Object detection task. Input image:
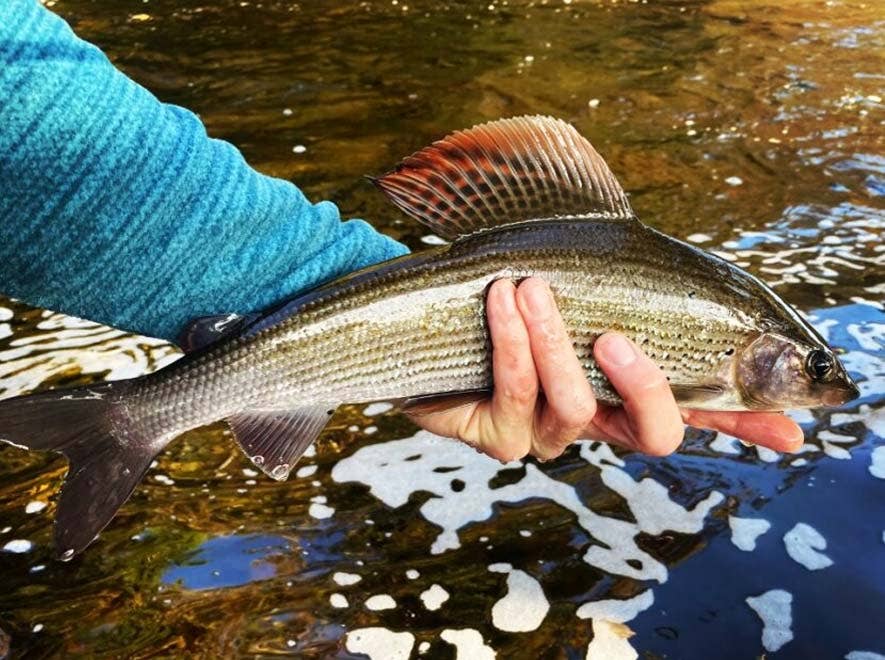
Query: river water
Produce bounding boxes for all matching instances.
[0,0,883,658]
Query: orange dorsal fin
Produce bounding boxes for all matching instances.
[372,115,635,240]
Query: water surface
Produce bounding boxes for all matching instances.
[1,0,883,657]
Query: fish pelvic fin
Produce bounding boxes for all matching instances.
[227,404,337,481]
[0,383,168,559]
[400,389,491,416]
[372,115,636,240]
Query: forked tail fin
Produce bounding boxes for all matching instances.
[0,383,164,559]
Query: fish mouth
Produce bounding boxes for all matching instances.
[821,378,861,407]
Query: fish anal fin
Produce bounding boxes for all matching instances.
[177,313,257,353]
[227,405,336,480]
[401,389,491,417]
[373,115,635,239]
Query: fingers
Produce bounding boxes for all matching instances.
[682,409,804,453]
[516,279,597,460]
[481,279,538,462]
[593,333,685,456]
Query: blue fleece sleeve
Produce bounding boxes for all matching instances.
[0,0,408,342]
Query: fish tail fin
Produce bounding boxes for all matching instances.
[0,382,165,559]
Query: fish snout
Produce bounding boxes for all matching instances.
[821,377,861,407]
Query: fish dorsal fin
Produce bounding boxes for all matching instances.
[227,405,337,480]
[178,313,257,353]
[372,115,634,240]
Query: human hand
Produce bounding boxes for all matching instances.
[408,278,804,462]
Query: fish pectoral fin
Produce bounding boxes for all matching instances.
[227,405,336,480]
[371,115,637,240]
[401,389,491,416]
[669,382,726,406]
[177,312,259,353]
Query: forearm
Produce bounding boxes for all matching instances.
[0,0,407,342]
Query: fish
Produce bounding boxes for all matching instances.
[0,116,859,558]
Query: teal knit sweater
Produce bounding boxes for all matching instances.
[0,0,408,342]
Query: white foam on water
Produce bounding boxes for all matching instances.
[787,409,816,424]
[418,641,430,654]
[363,402,394,416]
[576,590,653,622]
[832,405,884,438]
[2,539,33,553]
[365,594,397,611]
[0,312,178,396]
[586,620,638,660]
[488,564,549,632]
[440,629,496,660]
[756,446,780,463]
[295,465,317,478]
[405,569,419,580]
[345,628,414,659]
[846,323,883,352]
[746,589,793,652]
[783,523,833,570]
[420,584,449,611]
[0,307,12,321]
[709,433,741,454]
[308,502,335,519]
[845,652,885,660]
[25,501,47,514]
[333,433,724,583]
[728,516,772,552]
[871,447,885,479]
[329,593,348,608]
[686,233,712,243]
[597,465,724,536]
[818,430,855,460]
[332,571,362,586]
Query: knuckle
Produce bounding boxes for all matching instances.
[501,376,537,408]
[558,400,597,431]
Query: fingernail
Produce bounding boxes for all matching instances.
[598,334,637,367]
[521,280,553,318]
[491,280,517,318]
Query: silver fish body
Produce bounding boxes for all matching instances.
[0,116,859,557]
[132,217,843,433]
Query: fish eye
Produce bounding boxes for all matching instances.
[805,349,835,382]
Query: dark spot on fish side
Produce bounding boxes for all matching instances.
[433,466,461,473]
[688,291,696,298]
[404,454,422,462]
[627,559,643,570]
[450,479,465,492]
